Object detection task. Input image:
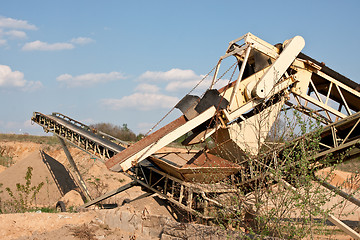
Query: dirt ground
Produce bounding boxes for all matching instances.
[0,210,157,240]
[0,140,185,239]
[0,139,359,239]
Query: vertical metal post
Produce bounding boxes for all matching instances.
[164,177,168,194]
[171,180,175,197]
[149,170,152,186]
[210,59,222,89]
[204,200,209,216]
[57,136,92,202]
[229,45,252,108]
[187,189,193,208]
[179,185,184,204]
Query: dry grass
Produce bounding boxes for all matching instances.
[0,133,59,145]
[336,158,360,174]
[71,224,95,240]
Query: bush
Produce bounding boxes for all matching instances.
[90,123,137,142]
[0,146,14,167]
[210,108,355,239]
[4,167,44,213]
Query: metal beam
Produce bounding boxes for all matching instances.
[328,214,360,239]
[275,176,360,239]
[58,137,92,202]
[81,181,136,208]
[315,176,360,208]
[108,106,217,172]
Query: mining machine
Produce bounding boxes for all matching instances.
[32,33,360,238]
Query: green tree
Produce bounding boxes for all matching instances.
[90,122,137,142]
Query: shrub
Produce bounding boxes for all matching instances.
[90,123,137,142]
[4,167,44,213]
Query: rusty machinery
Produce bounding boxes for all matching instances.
[32,33,360,237]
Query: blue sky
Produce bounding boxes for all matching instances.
[1,0,359,135]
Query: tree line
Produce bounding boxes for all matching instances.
[89,123,144,142]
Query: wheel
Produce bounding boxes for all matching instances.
[56,201,66,212]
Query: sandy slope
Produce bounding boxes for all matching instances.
[0,140,359,239]
[0,140,176,239]
[0,211,97,240]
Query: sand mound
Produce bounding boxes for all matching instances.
[0,141,47,162]
[60,190,84,209]
[0,142,163,211]
[0,165,6,173]
[0,150,81,207]
[317,168,359,190]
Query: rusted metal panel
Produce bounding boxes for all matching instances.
[149,151,241,183]
[105,115,187,170]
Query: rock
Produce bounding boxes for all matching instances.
[59,190,84,210]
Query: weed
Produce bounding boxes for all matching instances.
[210,107,357,239]
[28,207,57,213]
[4,166,44,212]
[0,133,59,145]
[68,206,75,212]
[0,146,14,167]
[87,176,108,198]
[337,157,360,174]
[71,224,95,240]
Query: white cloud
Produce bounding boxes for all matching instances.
[0,17,36,49]
[22,40,74,51]
[137,68,230,93]
[0,119,44,135]
[101,93,179,111]
[22,37,94,51]
[71,37,94,45]
[24,80,43,91]
[166,78,229,92]
[56,72,126,87]
[5,30,27,39]
[165,79,202,92]
[0,64,26,87]
[134,83,160,93]
[0,64,42,90]
[136,68,231,95]
[138,68,199,82]
[0,17,93,51]
[0,16,37,30]
[0,39,6,46]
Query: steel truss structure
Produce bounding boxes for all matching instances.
[31,33,360,238]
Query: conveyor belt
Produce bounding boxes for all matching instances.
[31,111,243,217]
[32,111,243,183]
[298,53,360,94]
[31,108,360,221]
[31,112,125,161]
[258,111,360,174]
